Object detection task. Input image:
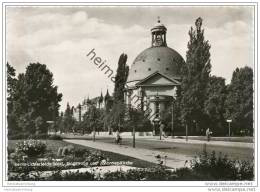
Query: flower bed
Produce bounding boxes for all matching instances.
[7,139,254,181]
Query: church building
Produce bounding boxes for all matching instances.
[125,18,185,122]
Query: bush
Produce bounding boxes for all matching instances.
[61,145,74,156]
[191,150,254,180]
[48,134,63,140]
[48,171,96,181]
[102,170,128,181]
[30,133,48,139]
[8,133,49,140]
[102,167,177,181]
[8,133,30,140]
[15,140,47,158]
[74,148,88,158]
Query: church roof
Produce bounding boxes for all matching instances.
[136,71,181,87]
[99,91,103,103]
[127,18,184,84]
[105,89,111,100]
[127,46,184,83]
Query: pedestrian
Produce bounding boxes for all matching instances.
[206,128,212,142]
[159,122,167,138]
[115,129,122,145]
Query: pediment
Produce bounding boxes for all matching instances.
[136,71,180,87]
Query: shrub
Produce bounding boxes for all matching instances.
[48,134,63,140]
[30,133,49,140]
[102,170,128,181]
[237,160,254,180]
[191,150,254,180]
[57,147,63,157]
[15,140,47,158]
[74,148,88,158]
[48,170,96,181]
[8,133,30,140]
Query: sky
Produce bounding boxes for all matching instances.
[6,6,254,111]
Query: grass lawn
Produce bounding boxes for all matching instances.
[8,139,158,168]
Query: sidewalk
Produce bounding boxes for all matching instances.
[62,133,254,149]
[64,139,193,169]
[141,137,254,149]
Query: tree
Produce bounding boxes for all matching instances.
[7,62,17,100]
[9,63,62,136]
[7,63,19,136]
[108,53,129,131]
[63,102,75,133]
[108,101,126,131]
[127,107,144,148]
[87,105,102,141]
[180,17,211,134]
[225,67,253,136]
[204,76,227,135]
[113,53,129,102]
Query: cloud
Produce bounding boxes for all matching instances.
[6,6,254,111]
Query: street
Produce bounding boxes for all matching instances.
[98,138,254,161]
[62,134,254,162]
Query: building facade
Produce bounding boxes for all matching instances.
[73,89,112,122]
[125,18,185,122]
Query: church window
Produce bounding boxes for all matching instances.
[166,67,169,71]
[148,68,151,71]
[157,58,160,61]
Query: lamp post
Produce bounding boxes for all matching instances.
[171,87,177,138]
[185,124,188,142]
[226,119,232,137]
[193,120,197,135]
[154,92,161,140]
[171,100,174,138]
[133,126,135,148]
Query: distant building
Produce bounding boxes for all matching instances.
[73,89,112,121]
[125,18,185,122]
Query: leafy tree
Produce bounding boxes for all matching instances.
[8,63,62,136]
[7,63,19,136]
[224,67,253,136]
[180,17,211,134]
[63,102,75,133]
[108,101,126,131]
[57,112,64,133]
[108,53,129,131]
[160,102,182,135]
[113,53,129,102]
[7,62,17,100]
[204,76,227,135]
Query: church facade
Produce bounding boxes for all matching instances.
[125,18,185,122]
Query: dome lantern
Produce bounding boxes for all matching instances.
[151,16,167,47]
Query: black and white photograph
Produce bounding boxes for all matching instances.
[0,1,259,192]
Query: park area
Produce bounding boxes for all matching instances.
[7,135,254,181]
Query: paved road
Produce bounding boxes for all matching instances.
[102,138,253,161]
[64,135,254,162]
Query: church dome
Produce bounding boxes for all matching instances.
[127,47,184,82]
[127,18,184,83]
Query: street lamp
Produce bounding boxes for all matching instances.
[154,92,161,140]
[171,87,177,138]
[226,119,232,137]
[185,123,188,142]
[171,100,174,138]
[193,120,197,135]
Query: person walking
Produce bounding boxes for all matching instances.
[159,122,167,139]
[206,128,212,142]
[115,130,122,145]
